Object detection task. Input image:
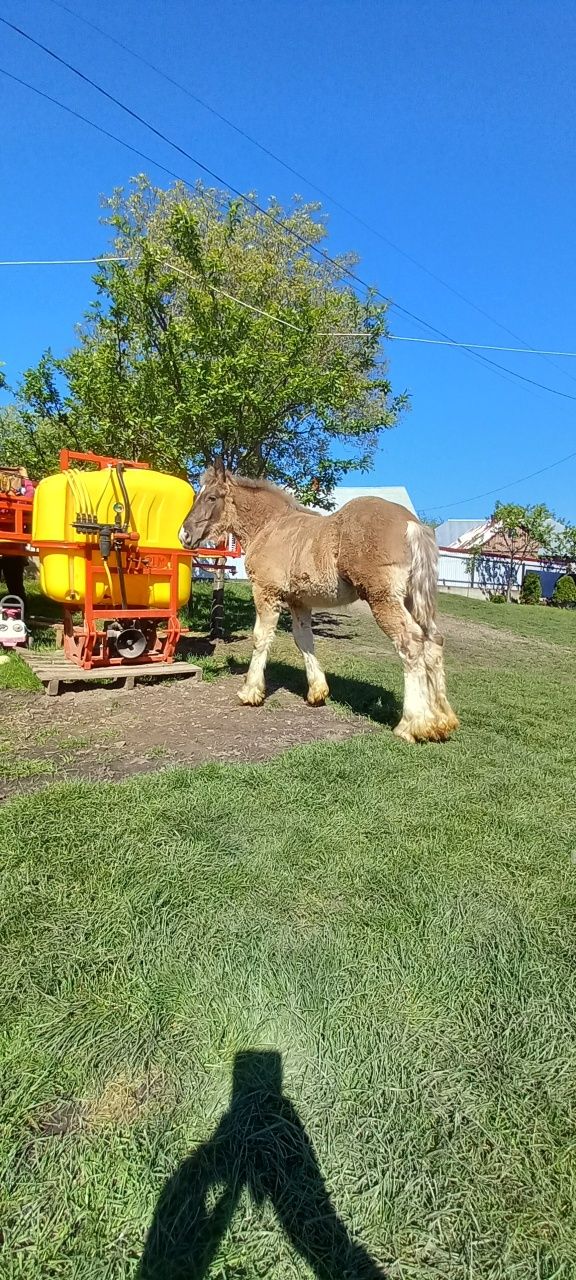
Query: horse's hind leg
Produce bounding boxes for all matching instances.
[238,587,281,706]
[367,573,451,742]
[291,608,329,705]
[423,626,459,735]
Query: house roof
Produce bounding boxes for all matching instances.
[328,485,417,515]
[435,518,486,547]
[449,520,495,550]
[438,515,566,555]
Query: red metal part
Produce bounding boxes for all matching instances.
[0,491,34,559]
[59,448,150,472]
[193,535,242,561]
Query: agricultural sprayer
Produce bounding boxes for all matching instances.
[24,450,239,672]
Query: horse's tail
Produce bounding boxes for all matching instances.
[406,520,438,634]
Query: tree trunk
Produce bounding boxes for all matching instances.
[506,554,514,602]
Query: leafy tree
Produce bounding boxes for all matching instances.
[520,571,541,605]
[554,523,576,567]
[482,501,555,602]
[418,511,441,529]
[552,574,576,607]
[0,356,75,475]
[2,178,406,505]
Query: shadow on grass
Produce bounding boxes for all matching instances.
[139,1050,385,1280]
[225,657,401,728]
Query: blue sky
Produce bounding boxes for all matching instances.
[1,0,575,519]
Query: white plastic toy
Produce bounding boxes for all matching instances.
[0,595,29,651]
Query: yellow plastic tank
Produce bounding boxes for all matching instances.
[33,466,194,608]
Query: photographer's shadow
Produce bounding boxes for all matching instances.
[139,1050,385,1279]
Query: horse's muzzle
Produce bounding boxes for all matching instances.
[178,525,193,549]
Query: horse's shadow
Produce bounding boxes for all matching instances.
[226,657,401,728]
[138,1050,385,1280]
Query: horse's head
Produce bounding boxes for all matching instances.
[179,458,228,549]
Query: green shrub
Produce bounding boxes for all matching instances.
[552,575,576,607]
[521,572,541,605]
[489,592,507,604]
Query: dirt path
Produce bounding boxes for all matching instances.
[1,671,375,802]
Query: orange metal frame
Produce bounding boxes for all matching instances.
[31,452,241,670]
[0,492,34,558]
[59,448,150,472]
[61,537,191,669]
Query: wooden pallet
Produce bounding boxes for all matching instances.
[21,651,203,696]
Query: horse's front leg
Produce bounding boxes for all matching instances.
[238,591,281,706]
[291,608,329,705]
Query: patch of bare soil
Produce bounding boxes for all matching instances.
[27,1071,166,1144]
[0,670,375,802]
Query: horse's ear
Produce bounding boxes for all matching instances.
[214,456,226,481]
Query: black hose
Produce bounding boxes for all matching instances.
[114,541,128,610]
[115,462,131,532]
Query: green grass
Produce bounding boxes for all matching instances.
[1,594,576,1277]
[0,652,42,690]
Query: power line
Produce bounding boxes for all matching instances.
[388,298,576,400]
[1,265,572,511]
[0,105,571,513]
[0,256,129,266]
[0,66,209,187]
[44,0,576,390]
[388,335,576,357]
[177,271,304,331]
[2,22,576,403]
[3,251,576,359]
[427,448,576,513]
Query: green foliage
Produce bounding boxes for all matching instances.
[552,574,576,607]
[554,523,576,564]
[0,356,74,474]
[520,572,541,605]
[493,500,556,554]
[3,178,406,503]
[489,592,507,603]
[417,510,441,529]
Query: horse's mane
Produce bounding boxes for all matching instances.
[201,467,308,511]
[231,474,304,509]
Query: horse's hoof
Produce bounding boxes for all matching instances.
[237,684,265,707]
[393,720,416,743]
[307,682,329,706]
[421,712,459,741]
[395,714,457,743]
